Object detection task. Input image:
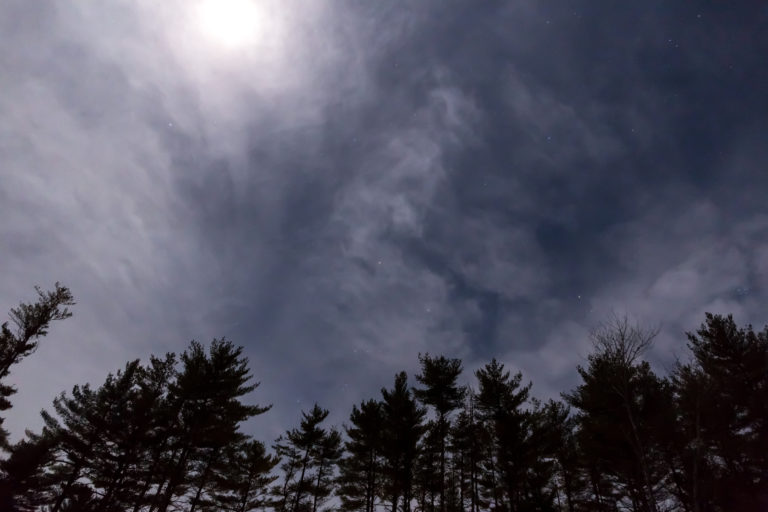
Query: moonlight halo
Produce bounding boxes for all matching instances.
[195,0,263,48]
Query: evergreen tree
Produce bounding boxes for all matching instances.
[151,339,270,512]
[546,404,587,512]
[667,363,716,512]
[0,430,58,511]
[127,354,178,512]
[448,391,486,512]
[273,435,302,512]
[0,283,74,450]
[41,380,115,511]
[380,372,426,512]
[275,404,334,512]
[337,399,384,512]
[474,358,531,512]
[520,399,567,511]
[33,339,266,512]
[413,354,465,512]
[564,317,669,512]
[310,427,342,512]
[87,360,149,511]
[671,313,768,510]
[413,420,440,512]
[206,439,280,512]
[40,359,171,512]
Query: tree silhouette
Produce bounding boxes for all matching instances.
[448,390,486,512]
[3,287,768,512]
[0,431,58,511]
[152,339,270,512]
[380,372,426,512]
[310,427,342,512]
[275,404,336,512]
[564,317,669,512]
[413,354,465,512]
[337,399,383,512]
[206,439,280,512]
[474,358,532,512]
[12,338,268,512]
[0,283,74,450]
[671,313,768,510]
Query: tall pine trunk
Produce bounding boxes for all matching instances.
[366,450,376,512]
[390,492,400,512]
[440,415,446,512]
[155,445,191,512]
[189,450,218,512]
[623,400,657,512]
[291,449,311,512]
[311,458,326,512]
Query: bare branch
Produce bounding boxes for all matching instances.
[590,313,659,367]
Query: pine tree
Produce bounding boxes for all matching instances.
[0,283,74,450]
[671,313,768,510]
[449,391,486,512]
[666,363,716,512]
[128,354,178,512]
[546,404,587,512]
[474,359,531,511]
[337,399,384,512]
[275,404,333,512]
[40,359,166,512]
[520,399,567,511]
[87,361,148,511]
[41,383,98,512]
[310,427,342,512]
[273,435,302,512]
[380,372,426,512]
[564,317,669,512]
[0,430,58,511]
[152,339,270,512]
[413,420,440,512]
[35,339,267,512]
[413,354,465,512]
[206,439,280,512]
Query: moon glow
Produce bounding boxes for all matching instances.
[196,0,264,48]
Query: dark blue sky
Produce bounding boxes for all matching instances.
[1,0,767,440]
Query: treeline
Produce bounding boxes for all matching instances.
[0,285,767,511]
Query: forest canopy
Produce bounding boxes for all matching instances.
[1,285,766,511]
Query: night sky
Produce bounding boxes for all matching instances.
[2,1,767,441]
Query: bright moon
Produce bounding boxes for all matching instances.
[196,0,263,48]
